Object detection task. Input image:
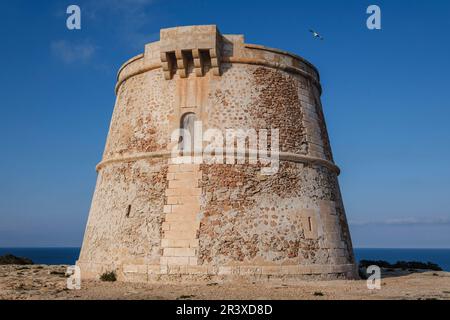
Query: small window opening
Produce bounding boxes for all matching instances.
[126,204,131,218]
[179,112,197,154]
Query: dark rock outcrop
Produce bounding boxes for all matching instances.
[0,254,34,265]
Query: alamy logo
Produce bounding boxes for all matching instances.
[66,5,81,30]
[366,265,381,290]
[366,5,382,30]
[170,121,280,175]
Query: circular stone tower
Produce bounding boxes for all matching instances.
[78,25,358,281]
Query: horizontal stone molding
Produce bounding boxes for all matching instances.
[114,57,321,95]
[244,43,320,78]
[95,149,340,174]
[77,261,356,279]
[115,61,160,94]
[116,53,144,78]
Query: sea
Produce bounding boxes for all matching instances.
[0,247,449,271]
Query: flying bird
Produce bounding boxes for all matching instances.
[309,29,324,40]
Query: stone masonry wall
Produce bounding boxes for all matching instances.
[198,163,354,267]
[78,158,167,279]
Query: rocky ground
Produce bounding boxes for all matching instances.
[0,265,449,300]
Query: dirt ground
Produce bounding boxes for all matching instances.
[1,265,449,300]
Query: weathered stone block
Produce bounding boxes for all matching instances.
[163,247,197,257]
[163,230,198,240]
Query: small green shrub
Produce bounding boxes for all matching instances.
[358,267,368,280]
[100,271,117,282]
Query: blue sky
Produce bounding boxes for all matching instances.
[0,0,449,248]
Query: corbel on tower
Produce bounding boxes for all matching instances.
[209,47,221,76]
[192,49,204,77]
[175,50,188,78]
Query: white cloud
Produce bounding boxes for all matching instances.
[51,40,97,64]
[349,216,450,226]
[83,0,158,50]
